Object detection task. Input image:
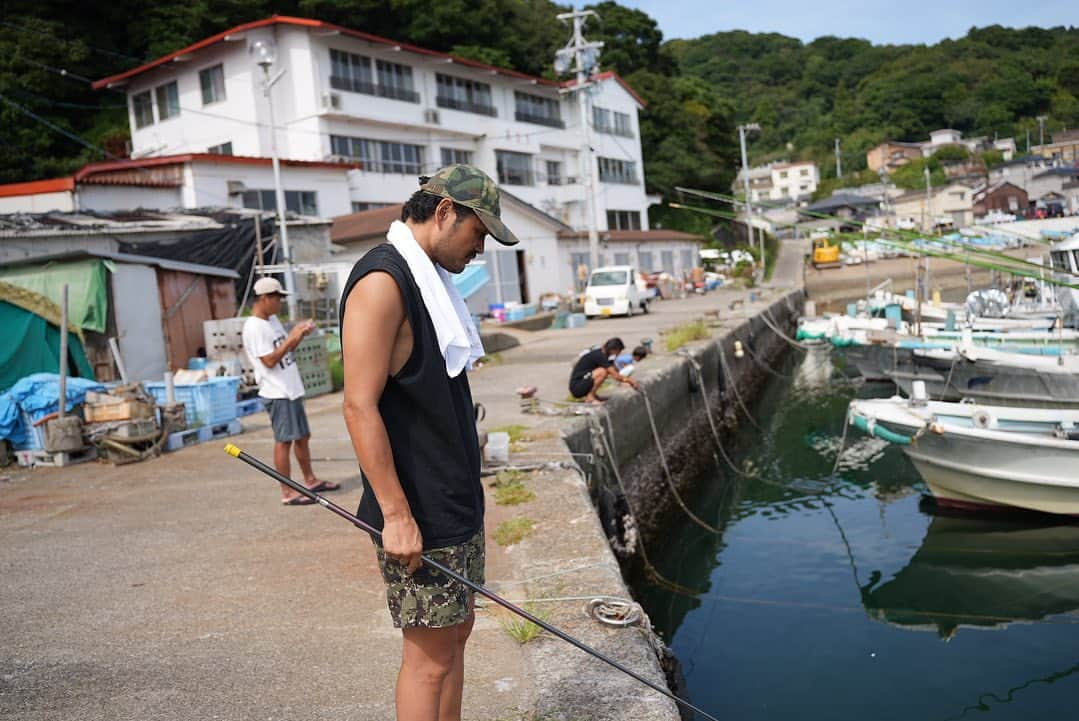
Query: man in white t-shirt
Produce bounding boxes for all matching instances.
[242,277,340,505]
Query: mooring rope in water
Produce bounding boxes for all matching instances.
[639,388,725,535]
[717,341,766,432]
[682,354,757,480]
[584,413,700,596]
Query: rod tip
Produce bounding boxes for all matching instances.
[223,443,241,457]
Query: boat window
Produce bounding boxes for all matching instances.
[1050,251,1068,270]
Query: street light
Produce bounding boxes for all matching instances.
[737,123,762,280]
[250,39,298,320]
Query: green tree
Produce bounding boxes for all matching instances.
[582,1,665,76]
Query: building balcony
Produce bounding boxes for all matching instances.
[436,96,497,117]
[329,76,420,103]
[515,111,564,129]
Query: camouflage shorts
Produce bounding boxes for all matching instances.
[373,530,485,629]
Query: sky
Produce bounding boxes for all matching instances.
[619,0,1079,44]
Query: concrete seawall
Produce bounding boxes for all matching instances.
[564,290,805,552]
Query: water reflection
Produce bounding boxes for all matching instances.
[862,512,1079,639]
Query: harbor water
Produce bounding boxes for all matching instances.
[632,346,1079,721]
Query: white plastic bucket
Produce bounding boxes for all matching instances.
[485,431,510,464]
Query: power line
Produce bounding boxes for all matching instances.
[0,20,146,63]
[0,92,114,160]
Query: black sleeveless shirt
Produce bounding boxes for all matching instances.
[339,244,483,549]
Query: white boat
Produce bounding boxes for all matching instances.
[847,394,1079,516]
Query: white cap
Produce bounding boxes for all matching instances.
[253,277,290,296]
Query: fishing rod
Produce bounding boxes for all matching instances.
[222,443,721,721]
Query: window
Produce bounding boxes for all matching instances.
[606,210,641,230]
[661,250,675,274]
[436,74,495,116]
[199,64,226,105]
[779,171,789,179]
[613,252,631,266]
[597,157,637,184]
[155,81,179,121]
[441,148,473,167]
[242,189,319,216]
[331,135,423,174]
[375,59,419,102]
[351,201,395,213]
[132,91,154,128]
[592,106,632,137]
[515,91,563,128]
[330,49,375,94]
[800,168,809,177]
[546,160,562,185]
[496,150,533,186]
[639,250,654,272]
[207,141,233,155]
[681,249,694,271]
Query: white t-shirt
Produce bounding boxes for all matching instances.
[242,315,306,400]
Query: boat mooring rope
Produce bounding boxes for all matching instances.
[640,388,725,535]
[760,307,813,350]
[717,341,766,432]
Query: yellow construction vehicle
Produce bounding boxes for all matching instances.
[811,236,841,269]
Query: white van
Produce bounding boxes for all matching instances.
[584,265,645,318]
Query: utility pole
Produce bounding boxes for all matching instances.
[251,39,298,320]
[923,165,933,301]
[555,10,604,273]
[738,122,762,280]
[1037,115,1048,152]
[1026,128,1031,153]
[835,137,842,178]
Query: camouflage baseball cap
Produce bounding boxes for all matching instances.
[420,164,519,246]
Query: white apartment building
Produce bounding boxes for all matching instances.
[0,17,703,305]
[90,16,652,232]
[735,161,819,203]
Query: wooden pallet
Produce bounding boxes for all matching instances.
[15,446,98,468]
[235,398,263,417]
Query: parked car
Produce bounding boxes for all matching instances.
[897,216,918,230]
[584,265,646,318]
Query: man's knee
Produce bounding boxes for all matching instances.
[402,628,459,685]
[593,367,609,382]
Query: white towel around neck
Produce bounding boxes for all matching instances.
[386,220,484,377]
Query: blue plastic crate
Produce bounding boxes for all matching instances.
[144,377,240,428]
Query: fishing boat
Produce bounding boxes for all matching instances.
[847,394,1079,516]
[861,515,1079,638]
[888,341,1079,409]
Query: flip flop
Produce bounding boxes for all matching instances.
[309,480,341,493]
[282,495,316,506]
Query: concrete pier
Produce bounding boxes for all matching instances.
[1,277,804,721]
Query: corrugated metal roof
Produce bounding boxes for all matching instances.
[0,249,239,279]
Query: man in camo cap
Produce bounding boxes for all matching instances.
[339,165,516,720]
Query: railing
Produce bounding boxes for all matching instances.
[377,85,420,103]
[436,96,498,117]
[594,123,635,139]
[330,76,376,95]
[330,77,420,103]
[498,171,535,186]
[515,111,564,128]
[598,172,639,185]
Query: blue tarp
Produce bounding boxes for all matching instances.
[452,262,490,300]
[0,373,105,447]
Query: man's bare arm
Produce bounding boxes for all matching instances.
[341,273,423,572]
[258,321,314,369]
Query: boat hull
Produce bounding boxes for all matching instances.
[899,430,1079,516]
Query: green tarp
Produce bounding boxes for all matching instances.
[0,300,94,392]
[0,259,110,333]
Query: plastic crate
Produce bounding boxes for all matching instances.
[144,377,241,427]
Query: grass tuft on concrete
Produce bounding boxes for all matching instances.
[664,319,711,351]
[498,601,551,644]
[493,517,535,546]
[490,470,536,506]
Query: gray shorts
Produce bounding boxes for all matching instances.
[264,397,310,442]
